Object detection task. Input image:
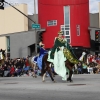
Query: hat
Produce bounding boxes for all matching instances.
[58,31,63,35]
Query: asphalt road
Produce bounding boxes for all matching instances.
[0,74,100,100]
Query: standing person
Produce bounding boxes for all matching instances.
[25,57,30,67]
[89,55,93,63]
[24,57,30,74]
[0,49,3,60]
[47,31,79,80]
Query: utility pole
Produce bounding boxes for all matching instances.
[34,0,37,54]
[34,0,36,14]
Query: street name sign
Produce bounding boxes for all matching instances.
[32,24,41,29]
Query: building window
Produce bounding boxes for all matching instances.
[6,36,10,58]
[65,36,70,38]
[6,36,10,52]
[61,25,70,43]
[65,31,69,35]
[47,20,57,26]
[67,39,70,43]
[64,6,70,25]
[60,6,70,43]
[76,25,80,36]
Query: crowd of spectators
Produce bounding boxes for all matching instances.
[75,54,100,74]
[0,52,100,77]
[0,57,35,77]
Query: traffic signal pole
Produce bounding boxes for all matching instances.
[4,1,36,23]
[34,0,37,54]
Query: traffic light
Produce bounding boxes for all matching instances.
[95,30,100,41]
[0,0,4,10]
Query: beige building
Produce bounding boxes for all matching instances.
[0,4,28,50]
[0,3,44,58]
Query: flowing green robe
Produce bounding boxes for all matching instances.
[50,37,71,59]
[47,37,79,80]
[48,37,79,64]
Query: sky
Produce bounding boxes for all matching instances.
[5,0,100,15]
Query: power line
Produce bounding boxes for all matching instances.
[4,1,36,23]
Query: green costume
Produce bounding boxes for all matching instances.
[50,37,66,59]
[49,37,79,64]
[47,31,79,80]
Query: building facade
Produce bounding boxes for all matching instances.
[0,31,36,58]
[0,4,41,58]
[0,29,45,58]
[1,1,100,58]
[0,4,28,51]
[89,12,100,55]
[38,0,90,49]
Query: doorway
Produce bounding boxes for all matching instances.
[28,44,35,56]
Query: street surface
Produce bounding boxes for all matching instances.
[0,74,100,100]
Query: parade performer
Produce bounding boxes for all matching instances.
[0,49,6,65]
[47,31,79,80]
[0,51,3,60]
[0,49,6,58]
[37,42,48,70]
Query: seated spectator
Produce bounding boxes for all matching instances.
[93,66,98,74]
[9,65,15,77]
[16,66,22,76]
[23,66,29,75]
[0,65,4,77]
[4,64,10,77]
[82,63,88,74]
[87,66,93,74]
[77,62,83,74]
[25,57,30,68]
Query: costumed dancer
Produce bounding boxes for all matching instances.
[47,31,79,80]
[0,49,6,65]
[0,51,3,60]
[37,42,48,70]
[79,52,86,62]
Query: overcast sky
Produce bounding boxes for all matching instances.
[5,0,100,15]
